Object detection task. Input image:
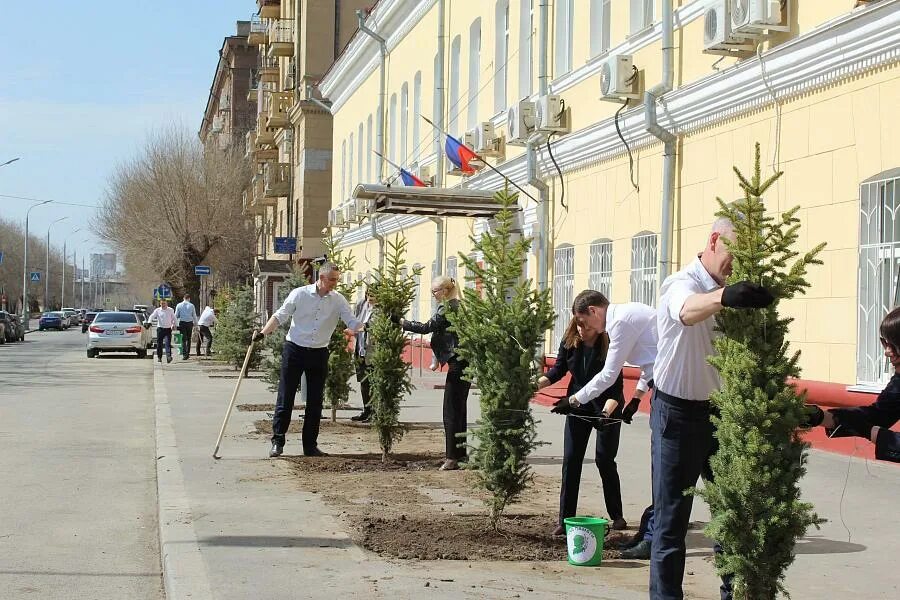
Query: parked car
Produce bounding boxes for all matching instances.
[81,311,99,333]
[86,311,152,358]
[0,310,24,343]
[39,312,66,331]
[62,308,80,326]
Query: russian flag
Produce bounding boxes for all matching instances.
[399,168,427,187]
[445,134,479,174]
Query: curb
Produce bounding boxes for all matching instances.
[154,366,214,600]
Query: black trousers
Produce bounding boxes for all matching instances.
[559,395,624,524]
[271,341,329,450]
[156,327,172,358]
[177,322,193,357]
[196,325,213,355]
[355,355,371,413]
[443,358,471,460]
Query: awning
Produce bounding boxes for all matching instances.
[351,184,517,218]
[253,258,293,278]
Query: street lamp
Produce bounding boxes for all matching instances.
[61,228,81,307]
[1,157,20,167]
[46,217,68,310]
[22,200,52,329]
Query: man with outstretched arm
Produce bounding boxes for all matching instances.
[252,263,363,458]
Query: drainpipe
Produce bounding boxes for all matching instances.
[430,217,444,277]
[432,0,446,277]
[370,215,385,268]
[645,0,676,288]
[357,10,387,182]
[528,0,551,293]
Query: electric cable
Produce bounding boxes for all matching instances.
[757,43,782,174]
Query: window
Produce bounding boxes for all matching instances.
[466,254,478,290]
[468,19,481,130]
[446,255,458,282]
[412,264,422,321]
[519,0,533,98]
[449,35,461,135]
[630,232,658,306]
[590,0,611,57]
[494,1,510,113]
[357,123,364,184]
[858,169,900,385]
[413,72,422,157]
[552,244,575,349]
[389,93,397,162]
[347,132,354,193]
[629,0,654,35]
[589,239,613,299]
[433,53,442,153]
[366,114,373,182]
[400,82,409,164]
[340,140,346,201]
[554,0,574,76]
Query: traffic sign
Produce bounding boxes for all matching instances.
[0,251,4,265]
[30,272,41,282]
[154,284,172,300]
[274,237,297,254]
[194,265,211,276]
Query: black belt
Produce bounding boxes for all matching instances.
[655,389,711,414]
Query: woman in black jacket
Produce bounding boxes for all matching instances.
[398,276,470,470]
[537,316,626,536]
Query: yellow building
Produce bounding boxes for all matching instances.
[318,0,900,392]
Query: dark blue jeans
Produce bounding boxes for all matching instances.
[156,327,172,359]
[650,390,731,600]
[271,342,328,451]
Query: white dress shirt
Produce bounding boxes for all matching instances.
[573,302,658,404]
[175,300,198,325]
[198,306,217,327]
[655,256,723,401]
[273,283,362,349]
[149,306,176,329]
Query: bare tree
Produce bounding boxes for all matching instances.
[95,126,254,301]
[0,217,70,313]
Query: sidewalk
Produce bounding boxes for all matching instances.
[154,360,900,599]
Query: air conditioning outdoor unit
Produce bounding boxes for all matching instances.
[342,203,357,223]
[463,128,478,150]
[535,94,569,134]
[474,121,503,157]
[418,164,436,185]
[355,197,372,216]
[731,0,784,35]
[703,0,756,55]
[599,54,640,102]
[506,100,535,146]
[327,209,345,228]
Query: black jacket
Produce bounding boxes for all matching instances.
[544,338,624,413]
[402,299,460,365]
[831,373,900,462]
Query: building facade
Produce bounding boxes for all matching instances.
[319,0,900,392]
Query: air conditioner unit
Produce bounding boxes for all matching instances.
[731,0,784,34]
[506,100,535,146]
[599,54,640,102]
[327,209,345,228]
[474,121,503,157]
[342,203,357,223]
[704,0,756,55]
[535,94,569,134]
[355,197,372,216]
[463,128,478,150]
[418,164,436,185]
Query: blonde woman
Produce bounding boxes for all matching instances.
[397,276,470,470]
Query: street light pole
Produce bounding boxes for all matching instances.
[60,228,81,307]
[22,200,52,329]
[45,217,68,310]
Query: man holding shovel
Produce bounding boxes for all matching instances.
[253,263,363,458]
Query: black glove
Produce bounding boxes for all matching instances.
[252,331,265,343]
[721,281,775,309]
[389,314,401,326]
[799,404,824,428]
[550,397,572,415]
[622,397,641,424]
[828,409,873,439]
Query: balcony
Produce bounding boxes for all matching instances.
[263,162,291,198]
[254,173,276,207]
[257,0,280,19]
[254,147,278,162]
[247,17,267,45]
[267,21,294,58]
[242,188,265,216]
[259,57,279,84]
[265,91,292,129]
[244,130,257,159]
[247,72,259,102]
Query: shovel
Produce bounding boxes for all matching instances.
[212,330,258,459]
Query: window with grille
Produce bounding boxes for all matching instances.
[589,239,613,299]
[552,244,575,350]
[858,169,900,386]
[630,232,657,306]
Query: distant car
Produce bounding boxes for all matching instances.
[39,312,65,331]
[81,311,99,333]
[61,308,79,326]
[0,310,23,343]
[9,315,25,341]
[87,311,151,358]
[133,304,149,313]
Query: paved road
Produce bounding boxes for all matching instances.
[0,328,163,599]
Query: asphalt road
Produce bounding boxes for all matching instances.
[0,327,163,599]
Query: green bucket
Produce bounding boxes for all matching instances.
[173,332,183,347]
[563,516,607,566]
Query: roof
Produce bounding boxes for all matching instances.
[352,184,516,218]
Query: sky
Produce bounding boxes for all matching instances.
[0,0,251,274]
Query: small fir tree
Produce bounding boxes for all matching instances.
[697,144,826,599]
[323,234,362,422]
[367,236,421,461]
[450,187,555,529]
[262,268,309,392]
[214,284,261,371]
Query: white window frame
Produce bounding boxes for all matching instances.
[518,0,533,99]
[366,114,373,182]
[413,72,422,157]
[629,0,654,36]
[552,244,575,350]
[467,18,482,131]
[340,140,346,202]
[446,255,458,282]
[589,239,613,299]
[388,93,397,162]
[449,35,461,136]
[554,0,574,77]
[590,0,611,58]
[630,232,658,306]
[347,132,354,193]
[357,123,364,184]
[400,82,409,164]
[412,263,422,321]
[494,1,510,114]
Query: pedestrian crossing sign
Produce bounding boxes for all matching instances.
[30,272,40,282]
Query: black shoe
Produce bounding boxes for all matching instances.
[350,411,367,422]
[166,355,173,364]
[303,447,328,457]
[182,355,189,360]
[551,524,566,537]
[620,539,651,559]
[157,356,162,363]
[269,443,283,458]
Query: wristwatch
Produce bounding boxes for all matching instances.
[568,396,581,408]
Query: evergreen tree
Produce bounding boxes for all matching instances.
[367,236,421,461]
[323,234,362,422]
[261,268,309,392]
[698,144,826,599]
[450,187,555,529]
[214,284,262,371]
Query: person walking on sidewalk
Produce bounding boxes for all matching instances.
[196,304,217,357]
[175,294,198,360]
[351,290,376,423]
[253,263,364,458]
[651,217,773,600]
[149,299,176,364]
[396,276,470,471]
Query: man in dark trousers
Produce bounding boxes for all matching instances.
[350,290,376,422]
[174,293,198,360]
[253,263,363,458]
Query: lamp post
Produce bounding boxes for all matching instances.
[45,217,68,310]
[61,228,81,307]
[22,200,52,329]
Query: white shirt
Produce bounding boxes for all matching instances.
[273,283,362,349]
[198,306,217,327]
[655,256,722,401]
[573,302,658,404]
[175,300,198,325]
[149,306,176,329]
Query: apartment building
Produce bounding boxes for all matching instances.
[319,0,900,393]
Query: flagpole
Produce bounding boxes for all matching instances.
[420,116,539,203]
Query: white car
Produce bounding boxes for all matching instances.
[86,311,152,358]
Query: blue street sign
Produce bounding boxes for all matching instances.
[0,251,4,265]
[194,265,211,276]
[154,284,172,300]
[30,272,41,282]
[274,237,297,254]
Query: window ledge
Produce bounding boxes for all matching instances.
[846,384,882,394]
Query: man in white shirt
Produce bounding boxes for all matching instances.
[175,294,199,360]
[254,263,363,458]
[148,299,177,364]
[651,217,773,600]
[196,305,217,357]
